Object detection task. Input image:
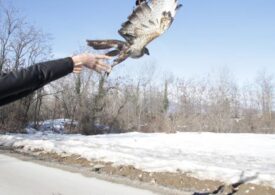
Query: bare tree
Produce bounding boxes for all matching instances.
[0,3,52,132]
[0,5,21,72]
[256,71,274,132]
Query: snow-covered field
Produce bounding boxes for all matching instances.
[0,132,275,188]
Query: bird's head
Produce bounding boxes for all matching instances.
[144,47,150,56]
[130,47,150,58]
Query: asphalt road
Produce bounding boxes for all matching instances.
[0,154,157,195]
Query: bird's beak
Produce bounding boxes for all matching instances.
[145,48,150,55]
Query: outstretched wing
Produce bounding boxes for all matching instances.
[119,0,182,47]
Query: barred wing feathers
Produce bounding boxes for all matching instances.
[119,0,182,48]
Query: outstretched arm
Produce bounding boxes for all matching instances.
[0,54,111,107]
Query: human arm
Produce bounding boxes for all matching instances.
[0,54,111,106]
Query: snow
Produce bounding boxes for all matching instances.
[0,154,157,195]
[26,119,77,134]
[0,132,275,188]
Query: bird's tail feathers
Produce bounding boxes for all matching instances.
[86,40,126,50]
[106,50,121,57]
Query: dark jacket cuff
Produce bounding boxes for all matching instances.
[0,57,74,106]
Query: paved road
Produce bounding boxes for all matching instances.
[0,154,157,195]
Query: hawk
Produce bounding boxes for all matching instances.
[87,0,182,67]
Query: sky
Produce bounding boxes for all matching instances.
[3,0,275,83]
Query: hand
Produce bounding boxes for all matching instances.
[72,53,112,74]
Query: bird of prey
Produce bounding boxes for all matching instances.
[87,0,182,67]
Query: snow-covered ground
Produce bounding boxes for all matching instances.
[0,132,275,188]
[0,154,157,195]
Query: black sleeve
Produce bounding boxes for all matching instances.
[0,57,74,106]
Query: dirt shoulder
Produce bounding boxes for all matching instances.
[0,147,274,195]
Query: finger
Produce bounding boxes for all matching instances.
[96,61,112,73]
[95,65,107,73]
[97,60,111,69]
[73,66,82,73]
[94,66,102,74]
[73,70,82,74]
[94,65,109,74]
[74,67,82,71]
[94,54,113,60]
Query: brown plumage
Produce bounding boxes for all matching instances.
[87,0,182,67]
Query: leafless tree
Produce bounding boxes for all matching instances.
[0,3,51,131]
[256,71,274,132]
[0,5,21,72]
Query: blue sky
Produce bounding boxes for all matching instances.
[5,0,275,83]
